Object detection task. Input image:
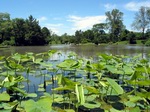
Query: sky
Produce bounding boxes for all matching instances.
[1,0,150,35]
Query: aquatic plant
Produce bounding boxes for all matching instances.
[0,50,150,112]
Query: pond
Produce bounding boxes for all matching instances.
[0,44,150,111]
[0,44,150,58]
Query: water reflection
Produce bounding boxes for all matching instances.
[0,45,150,58]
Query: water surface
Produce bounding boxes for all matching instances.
[1,44,150,95]
[0,44,149,58]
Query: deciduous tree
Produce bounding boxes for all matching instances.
[132,6,150,39]
[105,9,124,42]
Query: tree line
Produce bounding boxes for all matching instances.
[0,14,51,46]
[0,6,150,46]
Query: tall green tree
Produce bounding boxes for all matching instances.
[60,33,71,44]
[92,23,107,34]
[82,30,94,43]
[24,15,44,45]
[50,33,61,44]
[12,18,26,45]
[92,23,108,44]
[0,12,10,21]
[120,29,130,41]
[105,9,124,42]
[41,27,51,44]
[75,30,82,44]
[132,6,150,39]
[0,13,12,44]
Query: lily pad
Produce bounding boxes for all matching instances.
[27,93,37,98]
[0,93,10,101]
[23,96,53,112]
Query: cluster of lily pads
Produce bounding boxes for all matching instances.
[0,50,150,112]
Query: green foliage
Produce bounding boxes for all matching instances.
[0,50,150,111]
[105,9,125,42]
[132,6,150,39]
[127,32,137,44]
[145,39,150,46]
[22,96,53,112]
[0,93,10,101]
[106,78,124,94]
[0,14,51,46]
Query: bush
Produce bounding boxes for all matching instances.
[1,40,15,46]
[145,39,150,46]
[141,40,146,44]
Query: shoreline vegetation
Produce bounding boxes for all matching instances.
[0,40,145,48]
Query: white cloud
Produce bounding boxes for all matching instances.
[45,23,63,27]
[44,23,63,34]
[68,15,106,31]
[104,3,116,11]
[53,17,62,20]
[125,1,150,11]
[38,16,48,22]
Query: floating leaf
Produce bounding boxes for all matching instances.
[53,94,64,102]
[27,93,37,98]
[38,84,44,88]
[57,59,77,69]
[38,87,45,92]
[40,62,52,67]
[45,80,52,85]
[0,93,10,101]
[23,96,52,112]
[105,65,118,74]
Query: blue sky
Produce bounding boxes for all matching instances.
[1,0,150,35]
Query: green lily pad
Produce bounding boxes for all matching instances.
[0,93,10,101]
[23,96,52,112]
[27,93,37,98]
[38,87,45,92]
